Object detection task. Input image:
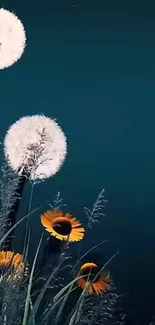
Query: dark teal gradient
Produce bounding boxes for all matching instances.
[1,0,155,323]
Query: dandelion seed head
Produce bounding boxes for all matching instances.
[0,8,26,69]
[4,115,67,181]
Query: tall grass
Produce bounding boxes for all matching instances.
[0,185,124,325]
[0,162,125,325]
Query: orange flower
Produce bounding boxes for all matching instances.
[0,251,23,269]
[0,251,24,280]
[77,262,111,295]
[41,209,85,242]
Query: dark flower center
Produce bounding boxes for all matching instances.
[53,220,72,236]
[81,266,100,283]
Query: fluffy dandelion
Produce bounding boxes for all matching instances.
[0,8,26,69]
[4,115,67,181]
[41,209,85,242]
[77,262,111,295]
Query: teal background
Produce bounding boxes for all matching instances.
[1,0,155,323]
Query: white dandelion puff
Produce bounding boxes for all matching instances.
[3,115,67,181]
[0,8,26,69]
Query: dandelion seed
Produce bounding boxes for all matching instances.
[0,8,26,69]
[4,115,67,181]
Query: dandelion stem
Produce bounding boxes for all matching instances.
[22,233,43,325]
[4,175,27,250]
[23,182,35,260]
[0,205,42,248]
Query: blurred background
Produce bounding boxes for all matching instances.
[1,0,155,323]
